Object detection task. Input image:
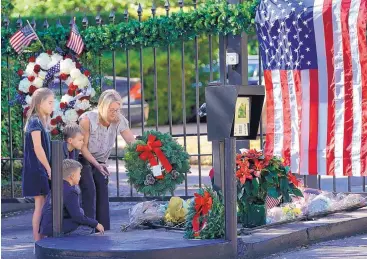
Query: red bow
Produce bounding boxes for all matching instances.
[192,191,213,237]
[136,134,172,173]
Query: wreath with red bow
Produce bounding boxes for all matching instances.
[124,130,190,196]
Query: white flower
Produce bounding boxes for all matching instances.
[60,94,74,104]
[25,95,32,105]
[62,109,79,124]
[90,88,96,98]
[73,74,89,89]
[64,77,73,87]
[48,53,63,69]
[70,68,82,79]
[60,58,76,74]
[33,77,44,88]
[38,71,47,80]
[75,99,91,111]
[18,78,31,93]
[25,62,36,76]
[36,53,51,70]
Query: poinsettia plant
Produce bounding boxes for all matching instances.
[236,149,303,207]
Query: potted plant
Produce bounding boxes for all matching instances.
[236,149,303,228]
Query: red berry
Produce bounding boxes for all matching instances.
[17,69,24,77]
[67,89,74,96]
[27,76,35,82]
[33,64,41,73]
[50,119,58,126]
[56,116,62,122]
[28,56,36,62]
[83,70,90,77]
[47,50,52,55]
[60,102,67,109]
[29,85,37,94]
[59,73,69,80]
[51,128,59,135]
[69,83,78,91]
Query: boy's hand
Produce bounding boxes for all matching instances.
[96,223,105,234]
[97,163,110,177]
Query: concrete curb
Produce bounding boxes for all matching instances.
[238,206,367,258]
[1,203,34,216]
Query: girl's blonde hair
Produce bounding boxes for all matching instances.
[24,88,54,131]
[98,89,123,123]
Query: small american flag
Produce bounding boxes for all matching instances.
[255,0,367,176]
[266,195,281,209]
[43,62,60,87]
[66,22,84,55]
[9,24,38,53]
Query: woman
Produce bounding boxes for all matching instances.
[78,89,135,230]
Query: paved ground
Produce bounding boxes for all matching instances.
[267,234,367,259]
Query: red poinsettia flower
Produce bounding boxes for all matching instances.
[236,167,253,185]
[17,69,24,77]
[56,116,63,123]
[28,56,36,63]
[27,76,35,82]
[288,173,301,187]
[59,73,68,81]
[83,70,90,77]
[46,50,52,55]
[33,64,41,73]
[51,128,59,135]
[23,107,30,118]
[29,85,37,94]
[50,118,58,126]
[60,102,67,109]
[76,109,85,116]
[76,62,82,69]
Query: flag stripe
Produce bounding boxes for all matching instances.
[341,0,353,176]
[314,0,328,176]
[358,0,367,176]
[300,70,310,175]
[264,70,275,158]
[272,70,284,158]
[309,69,320,175]
[280,70,291,167]
[66,24,84,55]
[293,70,303,174]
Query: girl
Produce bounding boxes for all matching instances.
[79,89,135,231]
[22,88,54,241]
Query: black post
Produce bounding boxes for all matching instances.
[224,137,237,257]
[51,141,63,237]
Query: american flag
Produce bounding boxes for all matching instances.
[43,62,60,87]
[266,195,281,209]
[66,22,84,55]
[9,24,38,53]
[255,0,367,176]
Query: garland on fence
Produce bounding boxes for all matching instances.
[1,0,259,57]
[124,130,190,196]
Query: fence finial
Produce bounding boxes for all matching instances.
[3,16,10,29]
[165,0,170,11]
[96,12,102,26]
[30,18,36,29]
[109,10,116,24]
[16,15,23,29]
[124,9,129,22]
[137,3,143,18]
[178,0,184,9]
[151,3,156,17]
[69,17,75,27]
[192,0,197,9]
[43,19,49,29]
[82,15,89,28]
[56,18,63,28]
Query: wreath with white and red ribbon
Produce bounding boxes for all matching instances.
[16,51,96,135]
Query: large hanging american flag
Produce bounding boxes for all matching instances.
[255,0,367,176]
[9,24,38,53]
[66,22,84,55]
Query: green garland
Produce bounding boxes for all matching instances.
[184,187,224,239]
[124,130,190,196]
[1,0,259,57]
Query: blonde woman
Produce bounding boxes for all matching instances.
[78,89,135,231]
[22,88,54,241]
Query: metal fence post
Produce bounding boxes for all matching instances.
[51,140,63,237]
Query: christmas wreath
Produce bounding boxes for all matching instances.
[124,130,190,196]
[184,187,224,239]
[15,50,96,136]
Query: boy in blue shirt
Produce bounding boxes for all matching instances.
[63,123,84,160]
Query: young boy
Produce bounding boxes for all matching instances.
[39,159,105,237]
[63,123,84,160]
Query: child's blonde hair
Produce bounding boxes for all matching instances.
[97,89,122,123]
[24,88,54,131]
[63,123,83,141]
[62,159,82,179]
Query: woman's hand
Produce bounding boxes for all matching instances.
[46,167,51,179]
[96,163,110,177]
[96,223,105,234]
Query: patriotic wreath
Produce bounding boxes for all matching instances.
[124,130,190,196]
[16,50,96,135]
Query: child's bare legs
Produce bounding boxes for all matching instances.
[33,195,46,241]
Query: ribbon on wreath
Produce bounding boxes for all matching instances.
[192,191,213,237]
[136,134,173,174]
